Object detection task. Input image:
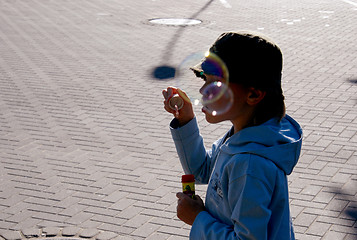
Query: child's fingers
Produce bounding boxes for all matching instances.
[162,87,178,100]
[193,195,204,204]
[176,192,186,199]
[167,87,175,98]
[162,89,168,99]
[163,103,175,114]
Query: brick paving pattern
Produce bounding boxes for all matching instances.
[0,0,356,239]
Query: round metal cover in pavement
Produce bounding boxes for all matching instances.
[30,238,82,240]
[149,18,202,26]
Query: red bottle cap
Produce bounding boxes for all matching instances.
[182,174,195,183]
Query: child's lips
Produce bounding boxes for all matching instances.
[202,106,210,114]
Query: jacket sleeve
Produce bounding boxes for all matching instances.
[190,174,272,239]
[170,117,216,184]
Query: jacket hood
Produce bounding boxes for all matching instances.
[220,115,303,175]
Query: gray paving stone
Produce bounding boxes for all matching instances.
[113,236,135,240]
[79,228,100,238]
[42,227,61,237]
[20,228,41,238]
[96,231,118,240]
[0,231,22,240]
[345,233,357,240]
[62,226,81,237]
[294,212,318,228]
[306,221,332,236]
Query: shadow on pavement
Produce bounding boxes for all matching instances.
[347,78,357,103]
[151,0,215,80]
[347,78,357,84]
[330,187,357,235]
[152,65,177,80]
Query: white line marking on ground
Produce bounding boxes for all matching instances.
[340,0,357,7]
[219,0,232,8]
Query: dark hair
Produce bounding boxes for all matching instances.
[209,31,286,124]
[253,87,286,125]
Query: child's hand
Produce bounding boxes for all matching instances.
[176,192,205,225]
[162,87,195,126]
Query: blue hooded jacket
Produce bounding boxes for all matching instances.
[170,115,302,239]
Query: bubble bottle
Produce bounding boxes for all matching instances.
[182,174,195,198]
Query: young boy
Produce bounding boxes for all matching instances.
[162,31,302,239]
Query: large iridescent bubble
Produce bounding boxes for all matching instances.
[174,51,233,116]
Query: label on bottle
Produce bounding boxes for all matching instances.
[182,182,195,198]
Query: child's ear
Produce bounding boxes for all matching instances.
[247,88,266,106]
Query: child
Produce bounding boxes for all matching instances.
[162,31,302,239]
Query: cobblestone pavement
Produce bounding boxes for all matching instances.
[0,0,356,239]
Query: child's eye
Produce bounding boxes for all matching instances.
[193,70,207,81]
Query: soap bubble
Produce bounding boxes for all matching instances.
[174,51,233,116]
[201,81,234,116]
